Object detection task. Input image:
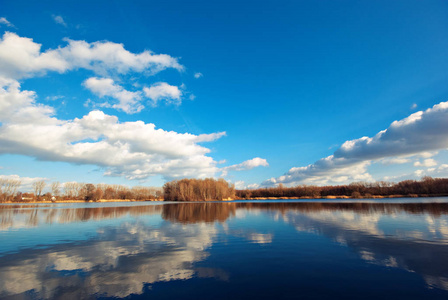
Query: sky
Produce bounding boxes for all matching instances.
[1,0,448,191]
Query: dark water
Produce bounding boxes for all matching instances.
[1,199,448,299]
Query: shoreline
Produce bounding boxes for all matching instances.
[0,199,164,204]
[1,194,448,204]
[239,194,448,200]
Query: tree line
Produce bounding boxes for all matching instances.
[163,178,235,201]
[0,179,162,202]
[59,182,162,201]
[236,177,448,199]
[2,176,448,203]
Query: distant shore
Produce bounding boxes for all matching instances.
[0,199,164,204]
[244,194,448,200]
[1,194,448,204]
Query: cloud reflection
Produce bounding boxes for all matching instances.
[0,220,225,299]
[261,202,448,291]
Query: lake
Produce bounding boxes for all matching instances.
[1,199,448,299]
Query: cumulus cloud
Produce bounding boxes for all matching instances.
[414,159,437,168]
[380,157,410,165]
[0,32,67,79]
[414,169,425,177]
[221,157,269,176]
[380,152,437,166]
[384,163,448,182]
[264,101,448,186]
[0,32,270,183]
[234,181,260,190]
[234,181,246,189]
[52,15,67,27]
[0,32,183,80]
[194,72,203,79]
[143,82,182,105]
[84,78,184,113]
[84,77,143,114]
[0,17,13,27]
[0,79,225,180]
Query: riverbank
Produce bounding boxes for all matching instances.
[238,194,448,200]
[2,194,448,204]
[0,198,164,204]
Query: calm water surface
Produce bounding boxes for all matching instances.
[1,199,448,299]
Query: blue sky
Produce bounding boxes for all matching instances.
[1,0,448,190]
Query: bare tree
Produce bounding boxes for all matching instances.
[76,182,87,199]
[0,179,21,201]
[64,182,77,198]
[163,178,235,201]
[51,181,61,197]
[32,180,46,198]
[0,179,5,201]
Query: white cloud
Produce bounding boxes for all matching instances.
[380,157,410,165]
[234,181,246,189]
[45,95,64,101]
[411,103,418,109]
[0,77,52,122]
[380,152,437,166]
[84,77,143,114]
[0,17,13,27]
[0,32,68,79]
[439,164,448,171]
[418,151,438,158]
[221,157,269,176]
[264,101,448,186]
[58,38,184,76]
[233,180,260,190]
[0,31,272,184]
[143,82,182,105]
[0,32,184,113]
[414,158,437,167]
[414,169,425,177]
[0,32,183,80]
[52,15,67,27]
[380,160,448,182]
[0,79,225,180]
[194,72,203,79]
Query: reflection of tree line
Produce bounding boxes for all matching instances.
[163,202,448,224]
[162,203,236,223]
[237,202,448,217]
[0,205,162,229]
[2,202,448,229]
